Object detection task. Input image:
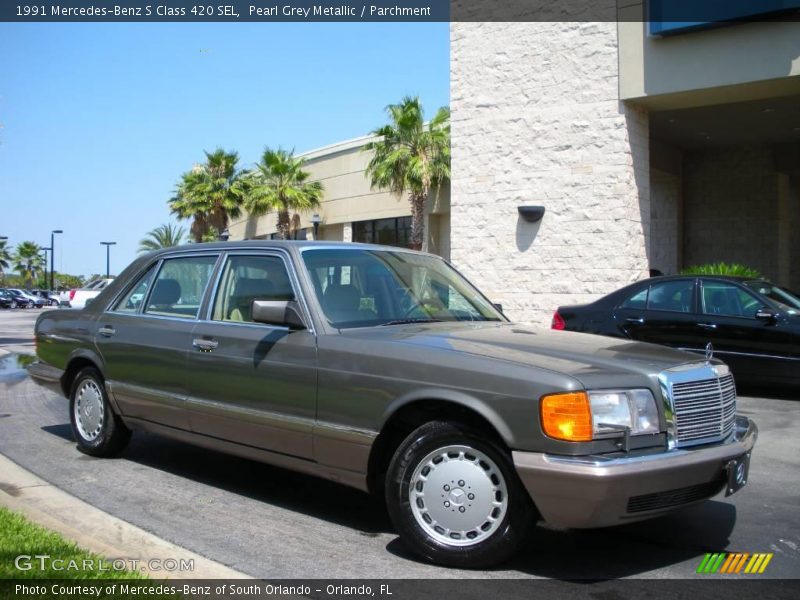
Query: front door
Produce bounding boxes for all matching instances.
[185,252,317,459]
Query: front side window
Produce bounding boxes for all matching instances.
[112,264,157,313]
[302,248,503,328]
[744,281,800,315]
[211,255,295,323]
[702,281,762,318]
[646,280,694,313]
[143,255,217,319]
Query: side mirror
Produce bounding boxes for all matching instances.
[493,303,504,314]
[755,307,778,322]
[252,300,306,329]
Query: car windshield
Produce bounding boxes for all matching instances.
[301,248,504,328]
[744,280,800,315]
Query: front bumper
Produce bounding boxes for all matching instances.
[513,415,757,528]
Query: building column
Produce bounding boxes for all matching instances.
[342,222,353,242]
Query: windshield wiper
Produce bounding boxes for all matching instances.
[379,318,444,326]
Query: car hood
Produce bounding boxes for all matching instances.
[342,321,704,383]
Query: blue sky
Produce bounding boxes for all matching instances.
[0,23,449,279]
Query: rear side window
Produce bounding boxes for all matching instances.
[647,280,694,313]
[143,255,217,319]
[620,288,648,310]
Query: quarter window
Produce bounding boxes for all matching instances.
[112,264,157,313]
[143,255,217,319]
[211,255,295,323]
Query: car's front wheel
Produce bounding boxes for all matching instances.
[385,421,533,568]
[69,367,131,457]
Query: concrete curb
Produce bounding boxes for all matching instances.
[0,453,252,579]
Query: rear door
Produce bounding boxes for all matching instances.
[184,251,317,458]
[613,278,703,349]
[95,253,219,430]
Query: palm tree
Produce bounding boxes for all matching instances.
[138,224,186,253]
[244,148,324,240]
[0,239,10,281]
[364,96,450,250]
[169,149,246,242]
[13,241,44,289]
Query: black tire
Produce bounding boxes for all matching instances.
[385,421,533,568]
[69,367,131,457]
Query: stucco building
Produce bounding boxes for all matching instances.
[232,11,800,326]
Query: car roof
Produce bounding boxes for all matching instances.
[143,240,429,258]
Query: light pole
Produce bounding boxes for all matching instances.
[100,242,116,278]
[50,230,63,290]
[41,246,51,290]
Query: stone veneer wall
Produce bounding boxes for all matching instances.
[683,145,780,281]
[450,22,651,326]
[650,169,681,275]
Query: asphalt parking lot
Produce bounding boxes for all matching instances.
[0,308,797,587]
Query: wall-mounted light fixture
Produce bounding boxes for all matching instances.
[310,214,322,239]
[518,205,546,223]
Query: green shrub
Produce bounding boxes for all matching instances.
[680,262,761,277]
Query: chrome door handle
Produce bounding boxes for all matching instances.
[192,338,218,351]
[625,317,645,325]
[98,326,116,337]
[698,323,717,330]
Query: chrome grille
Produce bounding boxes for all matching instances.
[672,374,736,445]
[659,363,737,448]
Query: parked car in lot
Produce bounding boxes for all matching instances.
[31,289,61,306]
[0,289,16,309]
[2,288,39,308]
[553,275,800,386]
[29,242,757,567]
[60,278,114,309]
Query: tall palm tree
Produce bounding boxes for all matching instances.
[138,224,186,253]
[244,148,324,240]
[169,149,246,242]
[364,96,450,250]
[0,239,10,281]
[13,241,44,289]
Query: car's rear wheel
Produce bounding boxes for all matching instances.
[10,300,17,309]
[385,421,533,568]
[69,367,131,457]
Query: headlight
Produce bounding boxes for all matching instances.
[589,389,659,436]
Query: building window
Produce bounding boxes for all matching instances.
[353,217,412,248]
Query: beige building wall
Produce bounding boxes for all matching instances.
[619,16,800,109]
[450,22,651,326]
[228,135,451,257]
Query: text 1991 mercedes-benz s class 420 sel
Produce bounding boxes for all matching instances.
[29,242,757,568]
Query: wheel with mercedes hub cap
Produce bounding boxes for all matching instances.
[69,367,131,456]
[385,421,533,568]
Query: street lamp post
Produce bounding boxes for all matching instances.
[100,242,116,278]
[50,230,63,290]
[41,247,52,290]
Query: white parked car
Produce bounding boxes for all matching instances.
[60,278,115,309]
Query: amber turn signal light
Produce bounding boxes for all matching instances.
[540,391,593,441]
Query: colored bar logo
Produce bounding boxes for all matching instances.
[696,552,773,574]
